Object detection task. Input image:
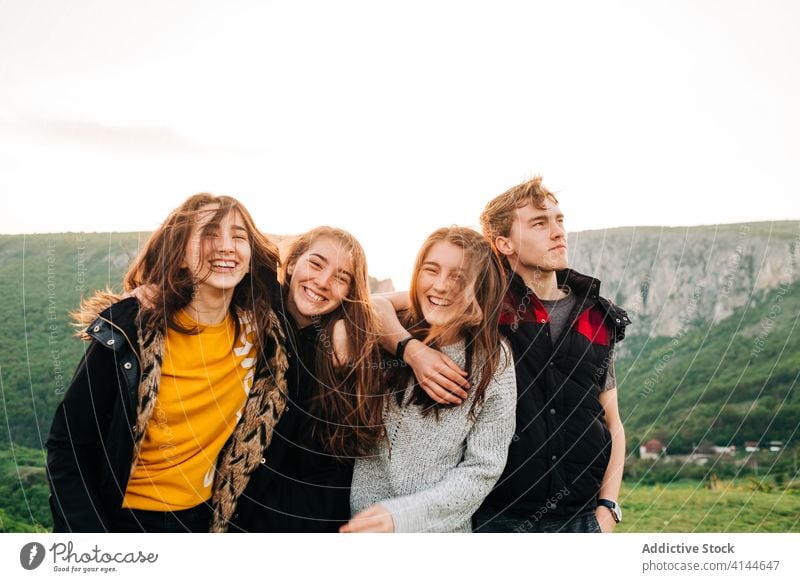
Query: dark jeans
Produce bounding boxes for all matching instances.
[109,501,213,533]
[474,506,601,533]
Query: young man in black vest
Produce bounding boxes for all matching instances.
[374,176,629,532]
[472,176,629,532]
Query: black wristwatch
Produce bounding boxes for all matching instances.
[396,336,416,362]
[597,498,622,523]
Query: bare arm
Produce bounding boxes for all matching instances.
[371,295,469,404]
[596,387,625,533]
[374,291,410,312]
[371,295,414,355]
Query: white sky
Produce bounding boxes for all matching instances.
[1,0,798,287]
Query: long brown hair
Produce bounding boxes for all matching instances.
[124,193,281,345]
[281,226,384,457]
[393,227,507,418]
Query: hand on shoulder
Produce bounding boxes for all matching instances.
[126,285,157,309]
[331,319,350,367]
[404,340,470,405]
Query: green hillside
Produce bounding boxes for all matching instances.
[617,280,799,452]
[0,445,49,532]
[0,232,147,449]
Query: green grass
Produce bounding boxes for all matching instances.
[3,452,799,532]
[618,481,800,532]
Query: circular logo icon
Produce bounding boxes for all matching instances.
[20,542,46,570]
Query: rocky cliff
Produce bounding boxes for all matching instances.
[568,221,799,337]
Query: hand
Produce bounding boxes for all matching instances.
[339,504,395,533]
[594,507,616,533]
[403,340,470,404]
[127,284,157,309]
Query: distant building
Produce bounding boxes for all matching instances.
[687,442,716,464]
[639,439,666,460]
[769,440,784,452]
[745,441,760,453]
[712,445,736,456]
[692,442,716,455]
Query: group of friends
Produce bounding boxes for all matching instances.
[46,176,630,533]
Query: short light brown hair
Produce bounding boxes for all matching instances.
[479,176,559,249]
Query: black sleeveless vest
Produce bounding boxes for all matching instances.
[483,269,630,516]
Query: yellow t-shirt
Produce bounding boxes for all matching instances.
[123,310,256,511]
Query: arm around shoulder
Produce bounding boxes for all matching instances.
[371,295,469,404]
[372,291,410,313]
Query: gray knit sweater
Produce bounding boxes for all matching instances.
[350,341,517,532]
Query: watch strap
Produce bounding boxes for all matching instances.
[396,336,415,362]
[597,498,621,522]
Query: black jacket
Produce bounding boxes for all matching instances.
[482,269,630,516]
[46,298,142,532]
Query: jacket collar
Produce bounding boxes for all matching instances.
[88,297,141,343]
[508,268,601,301]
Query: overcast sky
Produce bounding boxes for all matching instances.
[1,0,798,286]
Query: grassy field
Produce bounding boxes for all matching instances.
[2,440,799,532]
[618,481,800,532]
